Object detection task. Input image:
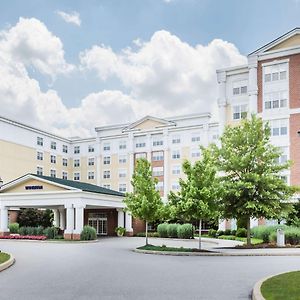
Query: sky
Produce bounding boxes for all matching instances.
[0,0,300,137]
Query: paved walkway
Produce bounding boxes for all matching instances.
[1,237,300,300]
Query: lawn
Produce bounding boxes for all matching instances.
[0,252,10,264]
[137,244,210,252]
[261,271,300,300]
[217,235,263,245]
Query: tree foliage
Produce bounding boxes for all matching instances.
[214,115,297,245]
[17,208,53,228]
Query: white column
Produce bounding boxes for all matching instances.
[125,212,133,233]
[128,132,134,193]
[53,209,60,227]
[59,208,65,230]
[0,206,9,233]
[65,204,74,235]
[117,209,125,227]
[74,205,84,235]
[248,56,258,115]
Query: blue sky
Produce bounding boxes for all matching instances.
[0,0,299,136]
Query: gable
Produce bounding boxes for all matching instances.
[3,178,68,194]
[134,119,167,130]
[267,34,300,52]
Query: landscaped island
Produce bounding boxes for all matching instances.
[0,252,10,264]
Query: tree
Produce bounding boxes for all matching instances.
[124,158,163,245]
[168,146,220,249]
[17,208,53,227]
[286,201,300,227]
[215,115,297,246]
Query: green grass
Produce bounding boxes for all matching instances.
[0,252,10,264]
[217,235,263,245]
[137,244,209,252]
[261,271,300,300]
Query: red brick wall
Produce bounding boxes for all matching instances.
[132,218,145,235]
[8,210,19,223]
[290,114,300,186]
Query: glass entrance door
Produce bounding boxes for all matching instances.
[88,213,108,235]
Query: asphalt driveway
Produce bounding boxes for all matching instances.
[1,237,300,300]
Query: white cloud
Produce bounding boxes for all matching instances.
[56,10,81,27]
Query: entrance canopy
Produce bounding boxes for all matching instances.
[0,174,130,239]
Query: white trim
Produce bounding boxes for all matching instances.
[261,58,290,67]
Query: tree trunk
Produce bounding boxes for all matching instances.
[145,221,148,245]
[246,217,251,246]
[198,219,202,250]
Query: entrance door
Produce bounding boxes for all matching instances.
[88,213,108,235]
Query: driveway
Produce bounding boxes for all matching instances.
[1,237,300,300]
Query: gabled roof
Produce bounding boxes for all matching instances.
[1,174,124,197]
[122,115,176,132]
[249,27,300,56]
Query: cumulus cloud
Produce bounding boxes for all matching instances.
[80,30,246,118]
[0,18,246,137]
[56,10,81,27]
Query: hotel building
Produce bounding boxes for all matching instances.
[217,28,300,230]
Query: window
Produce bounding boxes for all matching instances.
[62,158,68,167]
[172,165,181,175]
[37,151,43,161]
[51,141,56,150]
[74,172,80,181]
[153,135,164,147]
[103,156,111,165]
[37,137,43,146]
[88,157,95,166]
[172,150,180,159]
[88,171,95,180]
[264,63,287,83]
[152,167,164,177]
[172,182,180,191]
[103,184,111,189]
[136,138,146,148]
[88,145,95,153]
[50,169,56,178]
[191,149,201,158]
[155,181,164,191]
[119,141,127,150]
[275,147,288,165]
[172,135,181,144]
[264,91,288,110]
[191,134,200,142]
[74,146,80,154]
[63,145,68,153]
[103,142,110,151]
[74,159,80,167]
[135,153,147,160]
[232,81,248,95]
[51,155,56,164]
[269,119,288,137]
[103,170,110,179]
[233,104,248,120]
[280,175,288,183]
[119,154,127,164]
[62,172,68,180]
[119,183,127,192]
[118,169,127,178]
[36,166,43,176]
[152,151,164,161]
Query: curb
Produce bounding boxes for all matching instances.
[0,239,100,244]
[252,271,298,300]
[134,249,300,257]
[0,253,15,272]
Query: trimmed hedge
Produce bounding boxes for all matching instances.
[135,232,159,237]
[224,229,232,236]
[167,224,179,238]
[43,227,59,239]
[177,224,194,239]
[9,223,19,234]
[80,225,97,240]
[236,228,247,237]
[269,227,300,245]
[208,229,217,238]
[157,223,168,238]
[251,225,287,243]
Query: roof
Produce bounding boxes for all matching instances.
[2,173,124,197]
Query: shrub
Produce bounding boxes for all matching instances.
[217,230,224,236]
[17,208,52,227]
[231,230,237,236]
[115,227,126,236]
[80,226,97,240]
[251,225,287,243]
[9,223,19,234]
[208,229,217,238]
[224,229,232,236]
[177,224,194,239]
[157,223,169,238]
[43,227,59,239]
[285,227,300,245]
[167,224,179,238]
[236,228,247,237]
[19,226,28,236]
[36,226,44,236]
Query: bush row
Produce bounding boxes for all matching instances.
[157,223,194,239]
[9,223,60,239]
[208,228,244,238]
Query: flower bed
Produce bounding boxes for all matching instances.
[0,235,46,240]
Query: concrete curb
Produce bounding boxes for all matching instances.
[0,253,15,272]
[252,271,299,300]
[0,239,100,244]
[134,249,300,257]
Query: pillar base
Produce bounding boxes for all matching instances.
[125,231,133,237]
[72,234,81,240]
[0,231,10,236]
[64,233,73,240]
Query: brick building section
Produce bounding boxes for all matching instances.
[290,114,300,186]
[132,218,145,235]
[8,210,18,223]
[257,53,300,113]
